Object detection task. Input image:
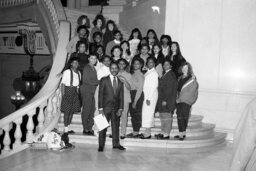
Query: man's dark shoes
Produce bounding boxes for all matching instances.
[88,130,94,136]
[68,130,75,134]
[83,130,94,136]
[113,145,126,150]
[98,147,104,152]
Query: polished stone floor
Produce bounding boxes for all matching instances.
[0,142,232,171]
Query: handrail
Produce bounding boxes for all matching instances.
[0,21,68,128]
[0,0,70,159]
[0,21,70,159]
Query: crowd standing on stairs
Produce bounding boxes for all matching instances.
[62,14,199,152]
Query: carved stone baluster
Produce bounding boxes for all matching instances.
[2,124,11,153]
[37,101,47,133]
[44,95,53,126]
[26,109,36,143]
[13,117,23,149]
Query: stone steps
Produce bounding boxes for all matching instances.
[58,122,214,138]
[67,132,226,149]
[60,114,204,127]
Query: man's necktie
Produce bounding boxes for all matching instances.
[113,76,117,95]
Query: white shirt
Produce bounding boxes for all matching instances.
[114,39,121,44]
[61,69,80,86]
[97,65,110,80]
[109,74,118,87]
[162,46,170,57]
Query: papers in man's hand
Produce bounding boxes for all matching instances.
[93,114,109,131]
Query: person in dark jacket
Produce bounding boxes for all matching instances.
[80,54,99,135]
[155,59,177,139]
[69,41,89,74]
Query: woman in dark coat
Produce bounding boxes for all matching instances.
[155,59,177,139]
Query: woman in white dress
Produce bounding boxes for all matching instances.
[141,57,159,139]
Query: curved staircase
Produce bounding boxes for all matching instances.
[0,0,70,159]
[58,113,226,150]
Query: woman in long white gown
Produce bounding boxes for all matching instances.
[141,57,159,139]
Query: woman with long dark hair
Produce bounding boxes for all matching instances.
[146,29,160,53]
[160,35,172,57]
[151,43,164,77]
[121,41,132,63]
[103,20,118,48]
[175,62,198,140]
[169,41,186,78]
[128,28,142,57]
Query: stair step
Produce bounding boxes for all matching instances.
[58,123,215,138]
[60,114,203,127]
[67,132,226,149]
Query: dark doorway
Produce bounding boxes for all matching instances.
[89,0,108,6]
[61,0,67,7]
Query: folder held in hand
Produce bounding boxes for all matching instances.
[93,114,110,131]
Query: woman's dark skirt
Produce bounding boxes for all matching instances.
[61,86,81,114]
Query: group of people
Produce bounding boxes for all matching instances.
[60,14,199,152]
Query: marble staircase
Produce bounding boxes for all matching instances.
[58,113,226,149]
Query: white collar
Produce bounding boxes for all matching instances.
[114,40,121,44]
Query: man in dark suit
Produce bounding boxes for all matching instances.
[98,62,125,152]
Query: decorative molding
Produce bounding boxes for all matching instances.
[0,24,50,54]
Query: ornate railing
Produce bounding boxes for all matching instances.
[0,0,70,159]
[0,0,34,7]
